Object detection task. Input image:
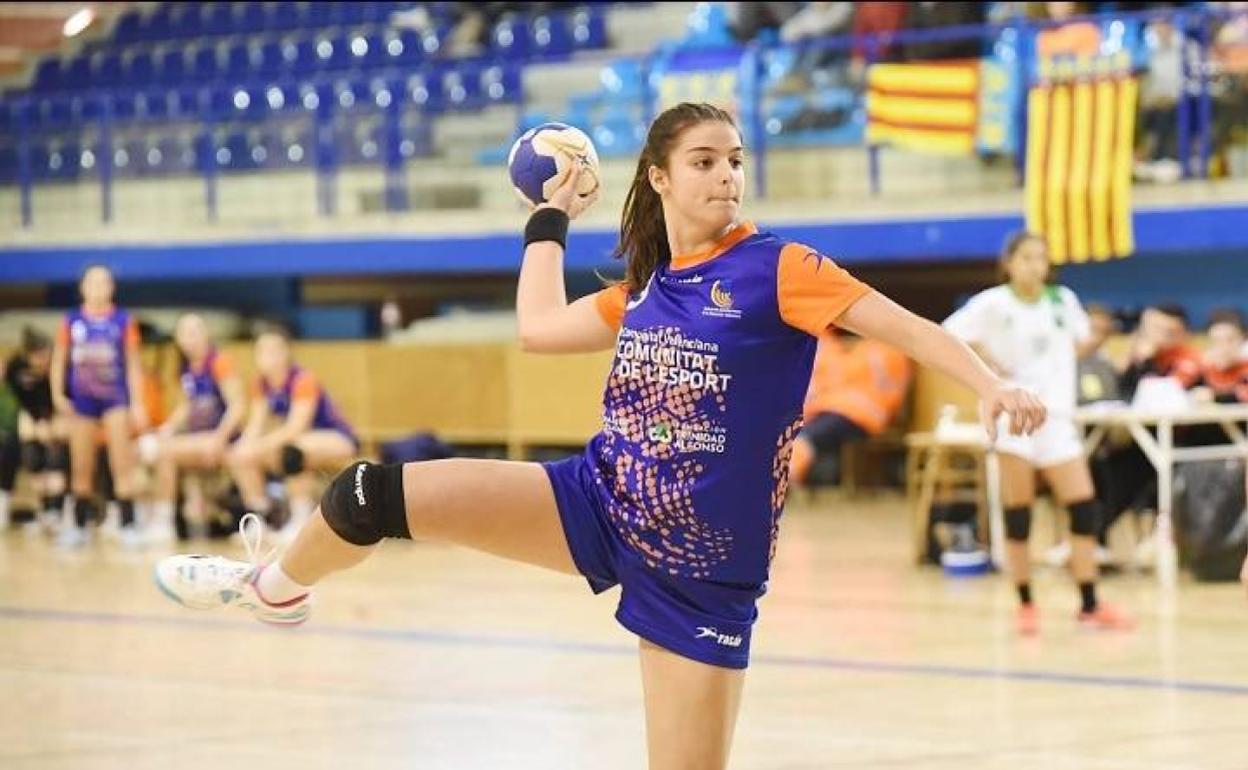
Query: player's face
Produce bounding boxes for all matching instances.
[255,334,290,378]
[656,120,745,234]
[175,316,209,360]
[1004,238,1049,289]
[80,266,115,306]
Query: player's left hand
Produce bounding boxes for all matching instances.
[536,161,599,221]
[979,384,1046,441]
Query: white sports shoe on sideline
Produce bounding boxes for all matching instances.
[152,514,310,625]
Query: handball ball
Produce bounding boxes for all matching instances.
[507,122,600,207]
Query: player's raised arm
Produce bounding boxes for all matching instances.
[515,164,619,354]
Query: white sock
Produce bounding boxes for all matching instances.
[255,562,311,605]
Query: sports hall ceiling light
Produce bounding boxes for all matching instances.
[62,7,94,38]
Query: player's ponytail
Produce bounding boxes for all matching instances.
[615,102,737,291]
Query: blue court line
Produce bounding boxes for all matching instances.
[3,604,1246,697]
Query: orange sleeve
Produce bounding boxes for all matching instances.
[56,319,70,349]
[777,242,872,337]
[125,318,141,352]
[593,284,628,332]
[211,353,235,383]
[250,377,265,399]
[291,371,321,402]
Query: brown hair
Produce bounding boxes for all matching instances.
[614,102,739,291]
[998,230,1050,283]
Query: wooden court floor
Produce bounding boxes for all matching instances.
[2,492,1246,769]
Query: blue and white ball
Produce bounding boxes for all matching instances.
[507,122,600,207]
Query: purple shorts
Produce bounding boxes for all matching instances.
[543,453,764,669]
[72,393,128,419]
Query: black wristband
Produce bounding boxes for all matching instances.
[524,207,570,251]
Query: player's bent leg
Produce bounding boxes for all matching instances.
[640,638,745,770]
[155,457,578,624]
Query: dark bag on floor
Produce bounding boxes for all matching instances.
[381,432,455,465]
[1172,459,1248,582]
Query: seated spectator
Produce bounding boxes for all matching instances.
[1078,304,1123,405]
[902,2,986,60]
[1136,19,1184,182]
[149,314,247,542]
[1119,303,1202,401]
[227,327,359,540]
[1193,309,1248,404]
[2,327,68,532]
[789,331,911,487]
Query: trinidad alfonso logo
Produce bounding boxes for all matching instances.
[703,280,742,319]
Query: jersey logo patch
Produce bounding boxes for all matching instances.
[702,280,742,320]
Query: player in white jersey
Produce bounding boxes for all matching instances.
[944,232,1134,635]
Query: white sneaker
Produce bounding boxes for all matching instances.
[57,526,89,550]
[118,525,145,551]
[152,513,310,625]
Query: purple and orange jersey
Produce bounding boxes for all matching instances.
[181,348,236,432]
[254,365,357,444]
[58,305,139,406]
[583,221,870,585]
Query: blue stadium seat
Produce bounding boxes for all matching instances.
[491,16,531,60]
[331,77,371,112]
[123,50,155,86]
[348,30,386,69]
[32,59,62,92]
[262,82,299,112]
[202,3,234,36]
[63,54,91,89]
[223,130,253,170]
[156,47,186,84]
[226,39,254,79]
[256,38,285,75]
[443,64,482,110]
[136,88,172,122]
[383,29,422,66]
[313,35,351,72]
[190,44,221,81]
[481,64,522,104]
[282,37,318,76]
[268,2,301,32]
[405,71,444,113]
[571,7,609,50]
[234,3,267,35]
[110,90,139,124]
[171,86,202,119]
[112,10,143,44]
[531,13,573,59]
[90,51,122,87]
[600,58,644,99]
[305,2,333,28]
[165,3,195,39]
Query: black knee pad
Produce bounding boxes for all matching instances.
[1004,506,1032,542]
[320,461,409,546]
[1068,499,1102,536]
[21,441,47,473]
[280,445,305,476]
[47,441,69,472]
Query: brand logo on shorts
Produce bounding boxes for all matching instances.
[695,626,743,648]
[353,464,367,506]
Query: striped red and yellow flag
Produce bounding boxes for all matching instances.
[865,60,980,155]
[1025,71,1137,264]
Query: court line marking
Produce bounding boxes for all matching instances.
[3,604,1246,697]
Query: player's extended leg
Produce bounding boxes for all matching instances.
[278,429,358,535]
[155,458,577,624]
[640,639,745,770]
[1042,458,1133,630]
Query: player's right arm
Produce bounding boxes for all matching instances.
[516,164,618,354]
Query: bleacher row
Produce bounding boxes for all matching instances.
[0,2,615,182]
